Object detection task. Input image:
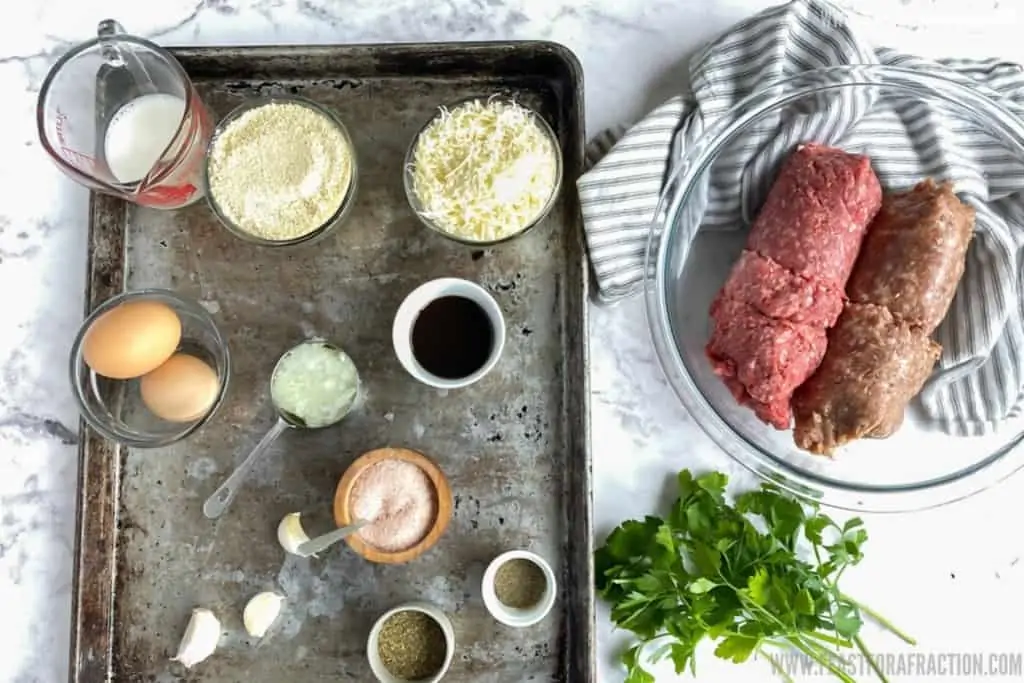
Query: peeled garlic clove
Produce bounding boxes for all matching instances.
[171,608,221,668]
[277,512,315,557]
[243,591,285,638]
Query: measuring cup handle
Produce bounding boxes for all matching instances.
[202,418,289,520]
[97,19,127,38]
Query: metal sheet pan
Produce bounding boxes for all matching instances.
[69,42,592,683]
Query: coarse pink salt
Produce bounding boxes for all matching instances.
[350,459,437,552]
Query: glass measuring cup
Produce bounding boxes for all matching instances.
[203,339,362,520]
[37,19,213,209]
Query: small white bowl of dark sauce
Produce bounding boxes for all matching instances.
[392,277,506,390]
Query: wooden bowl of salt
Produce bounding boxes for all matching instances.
[333,447,452,564]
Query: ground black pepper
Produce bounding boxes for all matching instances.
[377,610,447,680]
[494,558,547,608]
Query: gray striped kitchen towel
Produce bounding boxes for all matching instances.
[576,0,1024,435]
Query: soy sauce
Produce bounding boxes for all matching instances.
[411,296,494,379]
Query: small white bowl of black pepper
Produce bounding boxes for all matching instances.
[481,550,557,628]
[367,601,454,683]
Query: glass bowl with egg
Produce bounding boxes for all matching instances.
[202,95,359,248]
[645,65,1024,512]
[69,289,231,448]
[403,94,563,246]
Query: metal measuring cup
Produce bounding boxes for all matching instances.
[203,338,362,519]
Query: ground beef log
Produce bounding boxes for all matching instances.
[707,299,828,429]
[713,250,844,328]
[792,181,975,454]
[846,179,975,331]
[746,143,883,288]
[792,303,941,456]
[706,143,882,429]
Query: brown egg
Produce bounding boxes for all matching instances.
[140,353,220,423]
[82,301,182,379]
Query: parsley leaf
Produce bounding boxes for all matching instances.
[622,646,655,683]
[595,470,915,683]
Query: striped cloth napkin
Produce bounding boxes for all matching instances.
[577,0,1024,435]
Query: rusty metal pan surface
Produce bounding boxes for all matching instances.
[70,41,592,683]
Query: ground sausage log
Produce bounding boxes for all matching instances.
[846,179,975,332]
[792,303,941,456]
[791,180,975,453]
[706,143,882,429]
[746,143,883,289]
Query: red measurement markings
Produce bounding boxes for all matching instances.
[137,182,197,208]
[54,108,97,173]
[133,90,211,208]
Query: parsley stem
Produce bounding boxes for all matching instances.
[797,636,849,668]
[786,636,856,683]
[803,630,852,649]
[840,594,917,645]
[618,598,659,630]
[760,648,797,683]
[854,634,890,683]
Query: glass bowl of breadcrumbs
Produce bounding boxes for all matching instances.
[202,95,359,247]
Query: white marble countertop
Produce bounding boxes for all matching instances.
[4,1,1024,682]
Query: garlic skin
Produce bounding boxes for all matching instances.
[243,592,285,638]
[277,512,315,557]
[171,608,221,668]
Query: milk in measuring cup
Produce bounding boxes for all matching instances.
[103,93,187,184]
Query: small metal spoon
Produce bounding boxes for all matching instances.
[203,338,361,520]
[296,519,371,556]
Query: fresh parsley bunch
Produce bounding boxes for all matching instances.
[595,470,915,683]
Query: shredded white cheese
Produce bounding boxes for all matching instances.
[270,342,359,428]
[409,98,559,242]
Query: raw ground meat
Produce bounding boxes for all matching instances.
[712,250,845,328]
[707,299,828,429]
[792,303,941,456]
[706,143,881,430]
[846,179,975,331]
[746,143,883,289]
[716,373,793,435]
[789,180,973,453]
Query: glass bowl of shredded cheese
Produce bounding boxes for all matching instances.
[403,95,563,246]
[202,95,359,248]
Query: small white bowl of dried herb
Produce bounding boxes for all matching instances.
[367,601,454,683]
[481,549,556,628]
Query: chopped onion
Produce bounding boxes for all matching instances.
[271,342,359,428]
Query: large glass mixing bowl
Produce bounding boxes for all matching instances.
[645,65,1024,512]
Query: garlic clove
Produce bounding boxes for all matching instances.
[277,512,316,557]
[243,591,285,638]
[171,608,221,668]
